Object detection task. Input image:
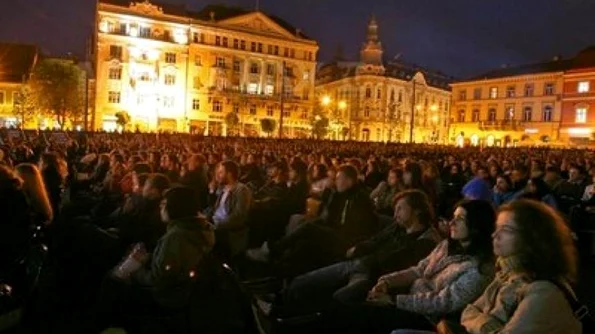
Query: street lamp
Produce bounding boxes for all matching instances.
[321,95,331,106]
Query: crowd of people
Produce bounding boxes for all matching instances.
[0,129,593,333]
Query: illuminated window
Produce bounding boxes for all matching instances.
[578,81,590,93]
[265,85,274,95]
[458,89,466,101]
[247,83,258,94]
[266,64,275,76]
[192,99,200,110]
[108,91,121,104]
[576,107,587,123]
[489,87,498,99]
[267,106,274,116]
[165,52,176,64]
[213,100,222,112]
[109,67,121,80]
[505,106,514,120]
[473,88,482,100]
[506,86,515,98]
[472,109,480,122]
[543,105,553,122]
[164,74,176,85]
[524,84,534,97]
[457,109,465,122]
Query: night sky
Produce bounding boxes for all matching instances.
[2,0,595,78]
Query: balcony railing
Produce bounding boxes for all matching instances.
[210,87,302,102]
[478,120,525,131]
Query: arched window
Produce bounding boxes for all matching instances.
[542,105,553,122]
[457,109,466,122]
[523,107,532,122]
[365,86,372,98]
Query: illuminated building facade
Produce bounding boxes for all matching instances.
[0,43,39,128]
[94,0,318,135]
[316,17,452,143]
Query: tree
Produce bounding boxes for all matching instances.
[310,106,329,139]
[29,59,84,129]
[12,86,37,127]
[224,112,240,136]
[260,118,277,137]
[115,111,131,131]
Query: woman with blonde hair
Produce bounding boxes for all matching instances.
[16,163,53,225]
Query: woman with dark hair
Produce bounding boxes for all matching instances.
[370,168,405,216]
[364,160,384,190]
[362,200,496,333]
[403,162,425,192]
[460,199,580,333]
[519,177,558,209]
[492,174,514,207]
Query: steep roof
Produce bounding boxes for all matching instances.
[0,43,39,83]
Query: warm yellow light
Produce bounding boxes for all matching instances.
[338,100,347,110]
[432,115,439,123]
[430,104,438,112]
[415,105,421,111]
[321,95,331,106]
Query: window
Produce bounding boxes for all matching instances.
[164,74,176,85]
[283,109,290,117]
[0,91,4,104]
[215,36,221,46]
[283,84,293,97]
[506,86,515,98]
[576,107,587,123]
[365,87,372,98]
[240,40,246,50]
[267,45,273,54]
[266,64,275,76]
[472,109,480,122]
[267,106,274,116]
[303,70,310,81]
[458,89,466,101]
[390,90,395,102]
[543,105,553,122]
[265,85,274,95]
[251,42,256,52]
[139,72,151,81]
[250,63,259,74]
[274,46,279,55]
[364,107,370,117]
[193,32,199,43]
[544,83,555,95]
[302,88,310,100]
[290,49,295,58]
[165,52,176,64]
[192,99,200,110]
[213,100,222,112]
[505,106,514,120]
[524,84,534,97]
[489,87,498,99]
[473,88,482,100]
[398,91,402,103]
[283,67,293,77]
[257,43,263,53]
[163,96,175,108]
[233,103,239,113]
[250,105,257,115]
[216,57,226,68]
[193,76,201,89]
[233,60,241,73]
[247,83,258,94]
[457,110,465,122]
[233,39,239,49]
[139,26,151,38]
[222,37,228,47]
[284,48,289,57]
[523,107,532,122]
[578,81,590,93]
[108,67,122,80]
[488,108,497,121]
[109,45,122,59]
[377,89,381,99]
[108,91,121,104]
[194,55,202,66]
[301,109,308,119]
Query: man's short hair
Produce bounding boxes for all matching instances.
[338,164,359,182]
[163,186,200,220]
[220,160,239,180]
[147,173,171,193]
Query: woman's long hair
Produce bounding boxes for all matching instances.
[16,163,53,223]
[451,199,496,269]
[499,199,578,284]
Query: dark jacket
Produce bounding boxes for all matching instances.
[0,189,31,271]
[318,185,379,249]
[118,196,165,251]
[134,216,215,309]
[180,169,209,210]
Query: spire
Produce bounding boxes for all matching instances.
[360,15,383,66]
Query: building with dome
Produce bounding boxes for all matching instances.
[315,17,452,143]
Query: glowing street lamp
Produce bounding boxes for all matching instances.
[430,104,438,112]
[338,100,347,110]
[321,95,331,106]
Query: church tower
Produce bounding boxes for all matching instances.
[358,15,385,75]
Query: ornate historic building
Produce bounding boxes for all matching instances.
[316,17,452,143]
[450,47,595,147]
[0,43,39,128]
[94,0,318,135]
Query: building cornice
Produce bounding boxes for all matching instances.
[451,71,564,87]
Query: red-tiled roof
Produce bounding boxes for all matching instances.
[0,43,39,83]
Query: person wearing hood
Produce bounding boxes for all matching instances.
[462,177,493,203]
